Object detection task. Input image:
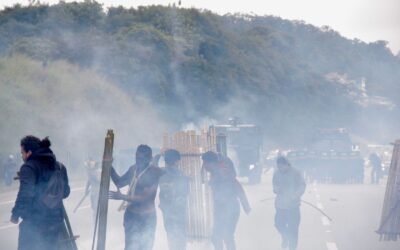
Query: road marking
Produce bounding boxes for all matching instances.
[0,200,14,206]
[0,223,18,231]
[326,242,338,250]
[313,184,339,250]
[322,216,330,226]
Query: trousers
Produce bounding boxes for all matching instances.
[124,210,157,250]
[18,219,63,250]
[275,207,301,250]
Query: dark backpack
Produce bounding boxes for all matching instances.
[41,162,65,209]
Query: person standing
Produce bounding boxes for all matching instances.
[369,153,382,184]
[84,159,101,219]
[202,151,251,250]
[159,149,189,250]
[109,145,163,250]
[11,136,70,250]
[4,154,17,186]
[273,156,306,250]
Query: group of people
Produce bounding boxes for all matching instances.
[107,145,253,250]
[10,134,306,250]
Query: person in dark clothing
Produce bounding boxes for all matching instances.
[10,135,70,250]
[202,151,251,250]
[369,153,382,184]
[273,156,306,250]
[109,145,163,250]
[159,149,189,250]
[4,154,17,186]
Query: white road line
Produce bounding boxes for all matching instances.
[0,200,14,206]
[321,216,331,226]
[0,223,18,231]
[326,242,338,250]
[317,202,324,210]
[313,184,338,249]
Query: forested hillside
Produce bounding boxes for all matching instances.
[0,1,399,157]
[0,55,165,163]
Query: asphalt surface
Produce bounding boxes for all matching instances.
[0,170,399,250]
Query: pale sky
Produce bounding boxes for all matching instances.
[1,0,399,54]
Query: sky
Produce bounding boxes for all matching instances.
[1,0,399,54]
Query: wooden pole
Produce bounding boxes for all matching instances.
[377,140,400,241]
[92,130,114,250]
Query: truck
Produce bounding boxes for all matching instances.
[286,128,364,183]
[210,117,263,184]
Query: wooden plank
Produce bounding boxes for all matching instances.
[92,130,114,250]
[164,129,216,240]
[378,140,400,241]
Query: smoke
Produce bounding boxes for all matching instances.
[0,55,169,175]
[180,117,218,131]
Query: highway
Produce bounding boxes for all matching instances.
[0,171,399,250]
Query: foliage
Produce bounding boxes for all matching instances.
[0,55,166,165]
[0,2,399,147]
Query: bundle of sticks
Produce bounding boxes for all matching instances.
[163,128,216,240]
[377,139,400,241]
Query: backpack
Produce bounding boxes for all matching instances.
[41,162,65,209]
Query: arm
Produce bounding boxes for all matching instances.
[293,172,306,199]
[151,154,162,167]
[11,164,36,223]
[111,167,132,188]
[272,171,281,194]
[62,165,71,198]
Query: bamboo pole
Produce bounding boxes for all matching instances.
[92,130,114,250]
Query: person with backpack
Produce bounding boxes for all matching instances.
[10,135,70,250]
[201,151,251,250]
[159,149,189,250]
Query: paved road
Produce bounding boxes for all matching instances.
[0,172,399,250]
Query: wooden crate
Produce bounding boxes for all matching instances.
[163,129,216,239]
